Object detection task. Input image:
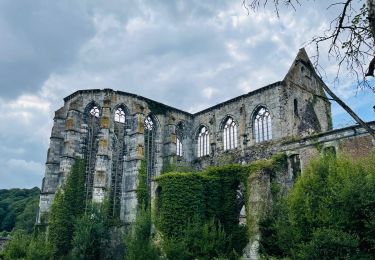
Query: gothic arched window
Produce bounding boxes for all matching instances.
[253,107,272,143]
[176,122,183,157]
[145,116,154,130]
[114,107,126,123]
[176,137,182,157]
[223,117,238,150]
[144,115,156,203]
[90,106,100,118]
[197,126,210,157]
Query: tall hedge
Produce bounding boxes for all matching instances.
[155,165,251,257]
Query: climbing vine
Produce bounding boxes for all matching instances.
[155,165,250,257]
[136,160,148,208]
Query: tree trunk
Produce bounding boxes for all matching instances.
[366,0,375,76]
[321,84,375,139]
[368,0,375,35]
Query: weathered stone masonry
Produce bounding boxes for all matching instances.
[37,48,375,224]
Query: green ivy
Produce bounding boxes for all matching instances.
[136,160,148,208]
[155,164,254,257]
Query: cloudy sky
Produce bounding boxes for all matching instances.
[0,0,374,189]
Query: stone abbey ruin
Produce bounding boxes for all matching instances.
[37,48,375,226]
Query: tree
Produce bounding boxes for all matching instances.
[48,159,86,257]
[243,0,375,138]
[70,203,113,260]
[259,153,375,258]
[2,230,30,259]
[124,207,160,260]
[244,0,374,82]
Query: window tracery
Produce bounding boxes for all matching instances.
[197,126,210,157]
[223,117,238,150]
[114,107,126,123]
[176,122,184,157]
[254,107,272,143]
[89,106,100,118]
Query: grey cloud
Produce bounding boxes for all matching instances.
[0,0,94,98]
[1,1,374,189]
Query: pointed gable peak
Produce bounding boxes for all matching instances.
[283,48,319,81]
[295,48,314,66]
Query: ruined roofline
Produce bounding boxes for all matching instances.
[63,81,284,117]
[63,88,194,117]
[193,81,284,116]
[283,120,375,146]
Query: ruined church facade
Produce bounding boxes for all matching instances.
[37,49,375,223]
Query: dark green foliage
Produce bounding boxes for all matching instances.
[26,231,52,260]
[156,172,206,237]
[136,160,148,208]
[162,218,230,260]
[0,187,40,233]
[70,203,113,260]
[259,153,375,259]
[124,207,160,260]
[2,229,52,260]
[2,229,30,259]
[48,159,86,258]
[155,164,251,257]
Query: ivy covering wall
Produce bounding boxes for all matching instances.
[153,153,288,258]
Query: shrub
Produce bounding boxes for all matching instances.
[259,153,375,258]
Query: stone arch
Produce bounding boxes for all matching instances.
[176,121,185,157]
[83,101,102,122]
[220,115,239,151]
[250,104,273,124]
[113,103,130,124]
[144,113,160,205]
[110,103,130,217]
[82,100,102,205]
[195,124,210,157]
[251,105,272,143]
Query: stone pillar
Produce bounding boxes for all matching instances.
[121,112,145,223]
[92,99,111,203]
[38,110,66,223]
[163,114,177,169]
[242,170,271,260]
[60,109,82,183]
[240,103,247,152]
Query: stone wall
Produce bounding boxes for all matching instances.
[37,48,374,227]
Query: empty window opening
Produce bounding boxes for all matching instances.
[114,107,126,123]
[323,146,336,157]
[254,107,272,143]
[176,122,184,157]
[294,99,299,117]
[223,117,238,151]
[290,154,301,181]
[197,126,210,157]
[144,115,156,203]
[90,106,100,118]
[176,137,183,157]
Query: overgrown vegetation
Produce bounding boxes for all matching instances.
[124,207,160,260]
[259,153,375,259]
[4,151,375,259]
[48,159,86,257]
[0,187,40,234]
[155,165,251,258]
[1,159,116,259]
